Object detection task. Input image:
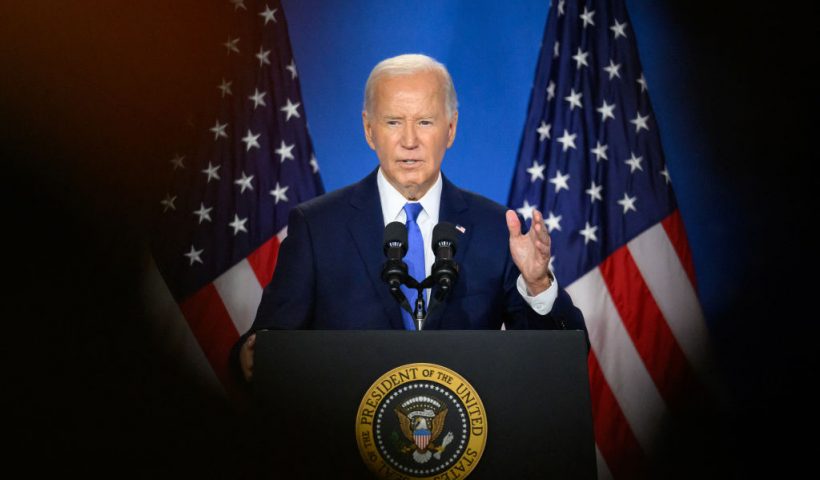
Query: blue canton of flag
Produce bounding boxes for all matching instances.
[509,0,675,284]
[509,1,711,478]
[151,0,323,388]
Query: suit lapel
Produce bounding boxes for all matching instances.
[423,175,472,329]
[347,169,405,329]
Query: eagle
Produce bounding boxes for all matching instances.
[395,407,450,464]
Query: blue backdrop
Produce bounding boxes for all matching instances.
[282,0,731,323]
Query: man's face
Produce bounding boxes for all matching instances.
[363,71,458,200]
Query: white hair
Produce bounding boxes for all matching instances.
[363,53,458,118]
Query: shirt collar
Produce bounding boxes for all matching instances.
[377,168,442,225]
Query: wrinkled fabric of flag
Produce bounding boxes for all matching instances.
[508,1,711,478]
[151,0,323,389]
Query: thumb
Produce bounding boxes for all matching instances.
[505,210,522,238]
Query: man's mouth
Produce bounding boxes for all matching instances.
[399,159,421,165]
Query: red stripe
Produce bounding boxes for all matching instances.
[179,283,240,390]
[599,245,702,408]
[588,352,646,479]
[246,235,281,288]
[661,210,697,289]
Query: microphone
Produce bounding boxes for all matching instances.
[382,221,408,289]
[430,222,460,301]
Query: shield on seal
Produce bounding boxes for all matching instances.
[414,428,431,451]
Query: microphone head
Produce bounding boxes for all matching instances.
[383,221,408,257]
[432,222,458,256]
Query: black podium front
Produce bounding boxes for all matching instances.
[252,330,595,479]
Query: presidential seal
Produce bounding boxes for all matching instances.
[355,363,487,479]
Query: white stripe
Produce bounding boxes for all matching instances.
[143,255,222,393]
[627,223,713,382]
[277,225,288,242]
[567,268,666,452]
[595,444,614,480]
[212,258,264,335]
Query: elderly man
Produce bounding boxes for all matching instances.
[233,54,585,381]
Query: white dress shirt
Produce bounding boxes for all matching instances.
[376,168,558,315]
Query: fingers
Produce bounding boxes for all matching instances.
[240,333,257,382]
[529,209,551,257]
[505,210,522,238]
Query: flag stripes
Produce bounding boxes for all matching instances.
[628,221,711,382]
[599,243,698,406]
[179,284,240,387]
[567,267,667,453]
[588,353,645,480]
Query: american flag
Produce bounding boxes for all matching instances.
[508,1,712,477]
[151,0,323,390]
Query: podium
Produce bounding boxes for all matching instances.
[252,330,595,479]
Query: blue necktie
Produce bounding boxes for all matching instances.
[400,202,425,330]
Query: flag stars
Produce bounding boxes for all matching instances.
[557,129,577,151]
[516,200,536,221]
[565,89,583,110]
[660,166,671,184]
[276,140,296,162]
[234,172,254,193]
[611,19,628,39]
[549,170,570,193]
[618,192,638,214]
[553,41,560,59]
[579,222,598,244]
[630,112,650,133]
[557,0,565,16]
[585,181,603,202]
[280,98,301,121]
[229,0,247,11]
[160,194,177,213]
[286,59,298,79]
[229,214,248,235]
[591,141,608,162]
[526,160,546,182]
[269,182,289,204]
[536,121,551,141]
[170,154,185,170]
[545,211,562,232]
[201,162,221,183]
[580,7,595,28]
[184,245,204,266]
[637,73,648,92]
[193,203,213,224]
[210,120,228,140]
[604,60,622,80]
[223,37,240,55]
[572,48,589,69]
[546,81,556,100]
[625,152,644,172]
[259,5,278,24]
[218,78,232,97]
[249,88,267,109]
[242,129,261,151]
[597,100,616,122]
[310,153,319,173]
[256,46,271,67]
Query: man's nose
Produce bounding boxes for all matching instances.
[400,123,419,148]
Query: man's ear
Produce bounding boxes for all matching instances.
[446,111,458,148]
[363,111,376,150]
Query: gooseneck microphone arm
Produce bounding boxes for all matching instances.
[382,221,461,330]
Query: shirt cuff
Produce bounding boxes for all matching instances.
[516,273,559,315]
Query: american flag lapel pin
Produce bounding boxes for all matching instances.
[455,224,466,234]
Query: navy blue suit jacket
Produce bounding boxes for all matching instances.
[239,169,585,336]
